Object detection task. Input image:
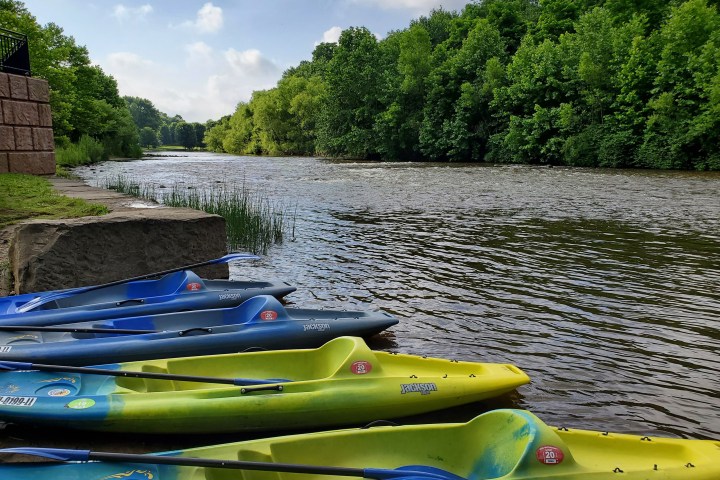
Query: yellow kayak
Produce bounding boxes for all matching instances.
[0,336,529,433]
[1,409,718,479]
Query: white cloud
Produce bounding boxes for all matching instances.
[107,51,154,71]
[179,2,223,33]
[185,41,214,67]
[224,48,282,78]
[319,26,342,44]
[112,3,153,22]
[105,48,283,123]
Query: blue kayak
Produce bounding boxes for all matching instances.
[0,269,296,327]
[0,295,399,365]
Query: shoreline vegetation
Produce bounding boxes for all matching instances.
[103,175,295,255]
[2,0,719,172]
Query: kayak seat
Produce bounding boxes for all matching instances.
[227,295,291,325]
[468,409,574,479]
[314,336,381,378]
[124,270,206,298]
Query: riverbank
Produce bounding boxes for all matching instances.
[0,176,228,295]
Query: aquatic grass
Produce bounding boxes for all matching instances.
[102,175,294,254]
[162,183,292,254]
[102,175,158,202]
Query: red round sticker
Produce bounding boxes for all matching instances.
[259,310,278,321]
[350,361,372,375]
[536,446,564,465]
[186,282,202,291]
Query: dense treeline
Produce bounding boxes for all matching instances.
[124,96,208,150]
[0,0,141,162]
[206,0,720,170]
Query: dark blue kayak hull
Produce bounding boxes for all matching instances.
[0,295,398,365]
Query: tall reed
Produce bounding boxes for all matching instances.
[103,176,293,254]
[104,174,157,201]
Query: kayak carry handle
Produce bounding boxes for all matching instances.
[115,298,144,306]
[178,327,213,336]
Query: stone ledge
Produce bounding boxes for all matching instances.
[3,177,229,294]
[10,210,228,293]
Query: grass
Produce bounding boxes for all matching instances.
[103,175,294,254]
[149,145,197,151]
[0,174,109,228]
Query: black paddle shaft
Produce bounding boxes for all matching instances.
[20,362,240,386]
[88,452,373,477]
[0,325,156,335]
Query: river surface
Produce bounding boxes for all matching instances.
[29,152,718,449]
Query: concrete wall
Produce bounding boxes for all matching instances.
[0,72,55,175]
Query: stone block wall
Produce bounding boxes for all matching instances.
[0,72,55,175]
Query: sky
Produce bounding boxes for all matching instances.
[22,0,470,123]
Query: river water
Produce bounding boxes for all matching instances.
[70,152,720,443]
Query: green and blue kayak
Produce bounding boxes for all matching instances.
[2,409,718,479]
[0,336,529,433]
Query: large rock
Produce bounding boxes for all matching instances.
[9,208,228,294]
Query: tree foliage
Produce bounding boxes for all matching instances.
[198,0,720,170]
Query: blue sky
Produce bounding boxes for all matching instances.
[22,0,469,122]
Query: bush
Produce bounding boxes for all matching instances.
[55,135,107,167]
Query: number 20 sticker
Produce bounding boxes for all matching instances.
[536,446,564,465]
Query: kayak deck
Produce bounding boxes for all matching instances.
[0,337,529,433]
[1,409,718,479]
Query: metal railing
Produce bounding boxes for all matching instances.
[0,27,31,76]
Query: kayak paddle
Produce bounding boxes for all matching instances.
[0,448,464,480]
[16,253,259,313]
[0,360,290,387]
[0,325,157,335]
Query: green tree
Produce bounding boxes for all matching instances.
[176,122,197,150]
[159,124,173,145]
[410,8,458,48]
[124,96,163,131]
[420,18,506,161]
[204,116,230,152]
[477,0,540,55]
[316,27,383,158]
[139,126,159,148]
[374,25,432,160]
[251,75,324,155]
[639,0,720,169]
[193,123,206,148]
[222,103,259,155]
